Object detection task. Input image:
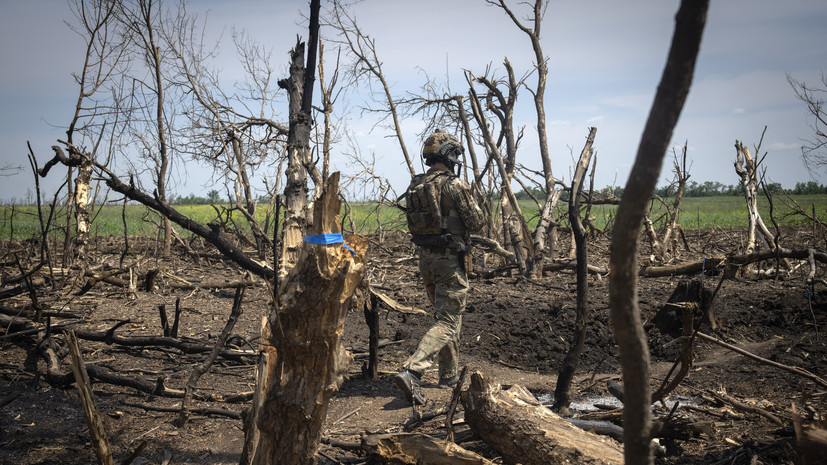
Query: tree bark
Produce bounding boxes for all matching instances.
[249,173,366,465]
[461,371,623,465]
[608,2,708,464]
[279,39,311,273]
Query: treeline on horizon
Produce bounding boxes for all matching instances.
[28,180,820,206]
[515,180,827,202]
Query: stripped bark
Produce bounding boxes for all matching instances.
[177,284,247,427]
[734,141,779,259]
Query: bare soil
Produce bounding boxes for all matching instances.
[1,226,825,464]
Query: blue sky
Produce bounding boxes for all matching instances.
[1,0,826,203]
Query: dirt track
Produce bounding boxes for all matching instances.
[1,226,825,464]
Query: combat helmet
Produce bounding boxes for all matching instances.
[421,129,463,168]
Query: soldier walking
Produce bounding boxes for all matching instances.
[394,129,484,405]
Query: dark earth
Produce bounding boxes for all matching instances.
[1,225,825,464]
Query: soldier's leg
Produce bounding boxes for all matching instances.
[437,314,462,382]
[405,252,467,376]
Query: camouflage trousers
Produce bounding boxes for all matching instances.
[404,248,468,380]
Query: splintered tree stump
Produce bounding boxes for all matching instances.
[461,371,623,465]
[653,278,718,338]
[249,173,367,465]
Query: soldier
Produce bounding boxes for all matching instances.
[394,129,484,405]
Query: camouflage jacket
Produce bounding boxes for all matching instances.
[405,168,484,241]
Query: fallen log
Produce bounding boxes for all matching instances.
[708,390,784,425]
[639,247,827,278]
[66,331,115,465]
[0,305,82,320]
[696,331,827,388]
[461,371,623,465]
[360,433,493,465]
[69,325,256,361]
[123,401,241,420]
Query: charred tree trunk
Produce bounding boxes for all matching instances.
[279,39,311,273]
[608,2,708,465]
[279,0,320,273]
[553,127,596,413]
[249,172,366,465]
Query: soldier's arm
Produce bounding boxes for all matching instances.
[447,178,484,234]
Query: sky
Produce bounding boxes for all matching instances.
[1,0,826,204]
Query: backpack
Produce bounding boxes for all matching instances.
[405,171,452,237]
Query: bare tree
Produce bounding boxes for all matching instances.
[788,72,827,173]
[488,0,560,277]
[168,21,289,258]
[38,0,126,264]
[609,2,708,464]
[466,66,534,273]
[734,133,789,274]
[117,0,175,256]
[325,0,416,178]
[552,127,596,413]
[643,143,691,261]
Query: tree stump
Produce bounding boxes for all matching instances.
[652,278,718,338]
[248,173,367,465]
[461,371,623,465]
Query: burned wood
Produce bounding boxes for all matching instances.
[554,128,596,413]
[696,331,827,388]
[66,331,115,465]
[158,304,170,337]
[363,291,379,380]
[76,268,127,296]
[360,432,494,465]
[82,268,258,291]
[446,366,468,443]
[118,441,148,465]
[0,314,81,341]
[67,324,255,361]
[640,247,827,278]
[566,419,624,441]
[0,305,81,320]
[170,297,181,339]
[123,401,241,420]
[177,284,247,427]
[708,390,784,425]
[403,405,449,431]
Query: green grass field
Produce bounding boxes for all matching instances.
[2,194,826,241]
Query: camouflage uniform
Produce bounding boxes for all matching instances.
[403,167,483,383]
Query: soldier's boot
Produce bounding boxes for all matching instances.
[437,373,460,390]
[394,369,425,405]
